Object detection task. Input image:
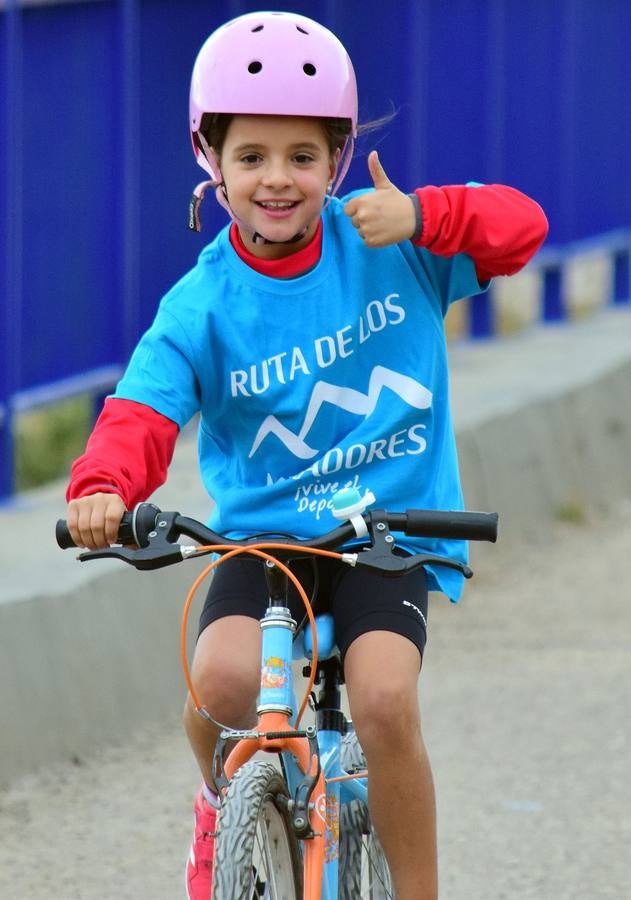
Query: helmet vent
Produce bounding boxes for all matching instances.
[248,61,263,74]
[296,25,309,34]
[251,24,264,32]
[303,63,317,76]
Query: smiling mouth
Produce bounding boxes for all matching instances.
[255,200,300,210]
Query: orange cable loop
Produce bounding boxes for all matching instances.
[179,543,344,728]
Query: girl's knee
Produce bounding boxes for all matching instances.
[191,649,259,719]
[350,680,421,752]
[190,617,261,716]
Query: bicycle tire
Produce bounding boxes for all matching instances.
[339,730,395,899]
[211,760,303,900]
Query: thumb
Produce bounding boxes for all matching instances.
[368,150,392,189]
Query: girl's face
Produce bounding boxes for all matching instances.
[218,115,339,259]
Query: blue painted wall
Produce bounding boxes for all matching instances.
[1,0,631,492]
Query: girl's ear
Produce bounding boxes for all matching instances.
[329,147,342,182]
[207,146,223,184]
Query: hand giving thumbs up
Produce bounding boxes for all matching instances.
[343,150,417,248]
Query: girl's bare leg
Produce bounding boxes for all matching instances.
[344,630,437,900]
[183,615,261,787]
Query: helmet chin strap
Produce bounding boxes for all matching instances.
[188,132,353,244]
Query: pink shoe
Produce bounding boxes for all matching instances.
[186,787,217,899]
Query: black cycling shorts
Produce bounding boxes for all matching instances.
[198,553,428,663]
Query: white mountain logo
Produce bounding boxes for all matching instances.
[248,365,432,459]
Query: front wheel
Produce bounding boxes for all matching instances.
[339,730,395,899]
[212,760,302,900]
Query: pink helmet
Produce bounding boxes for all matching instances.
[189,11,358,184]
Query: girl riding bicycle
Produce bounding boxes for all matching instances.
[65,11,548,899]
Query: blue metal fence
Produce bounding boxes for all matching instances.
[2,0,631,497]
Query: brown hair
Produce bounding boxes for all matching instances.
[197,111,396,159]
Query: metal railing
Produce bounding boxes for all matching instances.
[468,230,631,339]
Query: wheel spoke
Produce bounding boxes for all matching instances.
[258,810,279,896]
[363,834,394,897]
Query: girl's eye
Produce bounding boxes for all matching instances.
[240,154,261,165]
[294,153,314,164]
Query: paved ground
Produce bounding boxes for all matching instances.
[1,499,629,899]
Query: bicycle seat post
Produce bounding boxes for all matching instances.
[315,657,347,735]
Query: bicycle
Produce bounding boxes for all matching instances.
[56,489,498,898]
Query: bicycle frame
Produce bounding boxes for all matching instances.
[213,591,368,900]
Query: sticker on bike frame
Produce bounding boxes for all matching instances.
[325,794,340,863]
[314,792,327,824]
[260,656,289,690]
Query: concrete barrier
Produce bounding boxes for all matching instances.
[1,309,630,783]
[451,312,631,537]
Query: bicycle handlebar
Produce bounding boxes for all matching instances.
[56,502,498,580]
[56,503,498,550]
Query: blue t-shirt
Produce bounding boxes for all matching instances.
[115,192,485,600]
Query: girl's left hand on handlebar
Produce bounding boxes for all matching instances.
[343,150,417,248]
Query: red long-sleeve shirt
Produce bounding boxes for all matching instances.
[67,183,548,506]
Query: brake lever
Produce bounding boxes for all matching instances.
[401,554,473,579]
[352,548,472,579]
[77,531,196,571]
[350,510,473,579]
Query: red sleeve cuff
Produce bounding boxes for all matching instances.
[411,183,548,280]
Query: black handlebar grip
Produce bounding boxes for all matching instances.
[404,510,499,543]
[55,519,77,549]
[55,511,137,549]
